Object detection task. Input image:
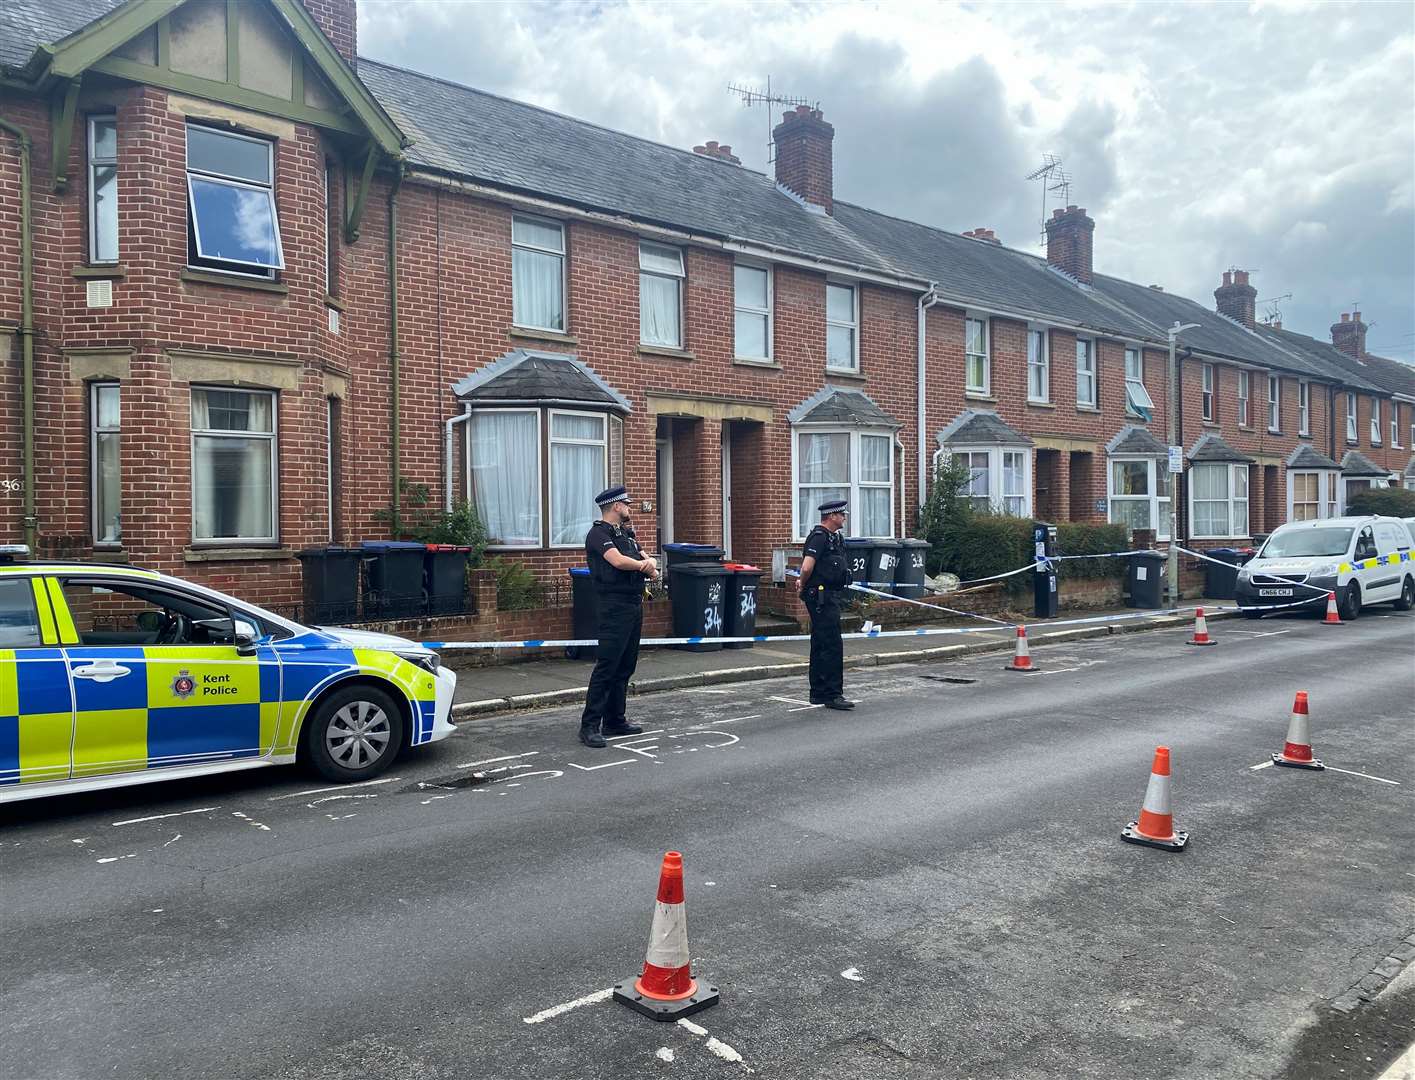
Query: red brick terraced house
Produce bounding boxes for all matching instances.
[2,0,1412,617]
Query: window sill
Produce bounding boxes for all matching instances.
[965,392,997,403]
[181,269,288,295]
[1075,405,1101,414]
[1026,399,1054,409]
[72,264,126,279]
[733,358,781,370]
[184,546,295,563]
[824,368,866,382]
[324,294,346,312]
[638,344,696,361]
[510,326,578,346]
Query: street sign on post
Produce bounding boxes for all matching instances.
[1167,446,1184,474]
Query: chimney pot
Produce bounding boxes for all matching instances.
[1341,313,1350,322]
[1222,271,1232,286]
[1214,267,1257,329]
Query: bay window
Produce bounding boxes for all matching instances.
[935,445,1032,518]
[1287,470,1338,522]
[965,317,989,395]
[1027,328,1049,402]
[733,263,771,360]
[88,116,118,264]
[639,242,684,348]
[91,383,121,545]
[825,283,858,372]
[186,125,283,277]
[191,387,277,543]
[549,412,607,546]
[1189,462,1249,539]
[1268,375,1280,432]
[1107,457,1171,540]
[794,428,894,539]
[512,216,566,332]
[1076,339,1096,407]
[1124,348,1154,420]
[1237,371,1249,426]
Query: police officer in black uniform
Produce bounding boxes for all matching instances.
[579,485,658,748]
[798,498,854,710]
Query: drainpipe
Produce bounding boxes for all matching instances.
[0,118,35,550]
[444,403,472,511]
[386,161,404,525]
[916,283,940,525]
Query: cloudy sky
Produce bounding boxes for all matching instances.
[358,0,1415,362]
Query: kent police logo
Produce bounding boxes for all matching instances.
[171,670,196,700]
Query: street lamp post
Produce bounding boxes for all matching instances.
[1166,321,1200,605]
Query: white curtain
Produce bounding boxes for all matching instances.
[550,413,605,546]
[1191,463,1229,536]
[1002,451,1026,515]
[797,431,849,534]
[191,389,273,540]
[470,411,540,545]
[858,435,891,536]
[640,273,681,346]
[512,218,564,330]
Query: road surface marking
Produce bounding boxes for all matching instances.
[770,696,813,707]
[1325,765,1401,786]
[1249,760,1275,771]
[609,728,665,741]
[841,967,864,981]
[568,758,636,771]
[268,775,403,800]
[231,811,271,832]
[1228,629,1291,637]
[677,1019,709,1035]
[162,833,181,848]
[676,1019,751,1071]
[455,751,539,771]
[306,793,380,807]
[682,688,730,694]
[656,1047,676,1062]
[96,853,138,864]
[522,987,613,1024]
[112,807,218,827]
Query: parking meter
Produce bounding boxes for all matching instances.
[1033,521,1058,619]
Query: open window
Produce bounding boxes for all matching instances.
[186,125,284,277]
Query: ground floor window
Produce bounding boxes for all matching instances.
[1287,470,1338,521]
[936,445,1031,518]
[1107,456,1171,540]
[795,428,895,539]
[191,387,276,543]
[1189,462,1248,539]
[1342,475,1389,505]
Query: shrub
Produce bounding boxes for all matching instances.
[1055,523,1131,581]
[374,482,489,563]
[1347,486,1415,517]
[917,457,976,576]
[485,556,545,611]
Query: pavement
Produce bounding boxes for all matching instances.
[447,597,1246,715]
[2,603,1411,1080]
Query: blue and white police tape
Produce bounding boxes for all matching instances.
[846,580,1014,625]
[1174,545,1331,597]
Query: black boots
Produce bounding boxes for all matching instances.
[578,726,607,748]
[578,720,643,748]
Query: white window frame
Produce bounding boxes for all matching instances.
[547,409,609,550]
[1370,397,1381,444]
[1075,338,1096,407]
[965,315,990,396]
[1106,455,1171,541]
[90,382,121,546]
[469,408,542,551]
[1297,380,1309,436]
[1287,469,1339,522]
[638,241,685,348]
[1124,347,1154,419]
[1237,370,1250,427]
[932,444,1033,520]
[1391,409,1401,449]
[512,214,567,333]
[190,386,278,545]
[732,261,773,361]
[792,426,895,541]
[1346,394,1358,442]
[185,124,283,278]
[825,281,858,373]
[1027,327,1049,403]
[1268,374,1280,433]
[1201,364,1214,422]
[87,115,118,264]
[1187,461,1249,540]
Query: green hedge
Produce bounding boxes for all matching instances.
[1347,487,1415,517]
[925,512,1131,593]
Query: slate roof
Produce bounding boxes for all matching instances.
[787,386,900,428]
[450,349,630,411]
[1187,432,1254,463]
[1340,450,1387,477]
[1106,425,1168,455]
[0,0,124,70]
[936,409,1032,447]
[1255,326,1389,394]
[1286,444,1341,470]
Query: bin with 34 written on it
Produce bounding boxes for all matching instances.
[721,563,763,649]
[668,562,730,651]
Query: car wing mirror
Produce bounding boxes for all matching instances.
[233,619,260,656]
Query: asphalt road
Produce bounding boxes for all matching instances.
[3,608,1413,1080]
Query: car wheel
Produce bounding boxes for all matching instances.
[302,683,405,782]
[1339,582,1362,622]
[1396,576,1415,612]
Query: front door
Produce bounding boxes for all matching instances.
[0,577,74,788]
[721,423,733,560]
[54,577,278,778]
[656,437,674,549]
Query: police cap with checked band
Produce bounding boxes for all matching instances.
[817,498,849,517]
[595,485,631,507]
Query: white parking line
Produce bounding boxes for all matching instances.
[111,806,217,827]
[522,987,613,1024]
[268,775,403,800]
[1324,765,1402,786]
[455,751,539,771]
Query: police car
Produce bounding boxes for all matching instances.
[0,547,456,804]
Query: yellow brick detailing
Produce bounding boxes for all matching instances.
[0,650,16,717]
[46,578,79,644]
[30,579,56,645]
[353,649,437,703]
[144,648,260,708]
[19,712,75,783]
[72,709,147,777]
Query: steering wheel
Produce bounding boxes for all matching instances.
[154,612,192,645]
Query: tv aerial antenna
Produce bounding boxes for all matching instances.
[1025,154,1071,243]
[728,78,818,164]
[1259,293,1292,325]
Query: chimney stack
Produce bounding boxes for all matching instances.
[772,105,834,213]
[299,0,357,62]
[1331,310,1367,360]
[1045,205,1095,284]
[1214,268,1257,329]
[962,227,1001,244]
[692,140,741,165]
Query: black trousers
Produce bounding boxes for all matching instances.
[580,593,643,732]
[803,586,843,702]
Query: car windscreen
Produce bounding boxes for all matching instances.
[1260,527,1353,559]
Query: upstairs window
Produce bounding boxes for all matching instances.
[1346,395,1358,442]
[1075,339,1096,407]
[91,383,121,546]
[1237,370,1250,426]
[512,216,566,332]
[965,317,989,395]
[1268,374,1280,432]
[1370,397,1381,444]
[733,264,771,360]
[88,116,118,263]
[1392,411,1402,449]
[1201,364,1214,422]
[186,125,283,277]
[639,242,684,348]
[825,283,858,372]
[1298,380,1309,435]
[1124,348,1154,420]
[1027,328,1049,402]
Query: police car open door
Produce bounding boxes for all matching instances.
[51,577,279,777]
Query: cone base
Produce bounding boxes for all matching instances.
[1272,753,1325,771]
[1004,662,1034,671]
[613,979,719,1021]
[1121,821,1189,851]
[1320,618,1343,626]
[1186,638,1216,647]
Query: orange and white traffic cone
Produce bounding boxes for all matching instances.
[1121,746,1189,852]
[1321,591,1343,625]
[1272,690,1325,770]
[1004,626,1034,671]
[613,851,720,1021]
[1187,607,1216,647]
